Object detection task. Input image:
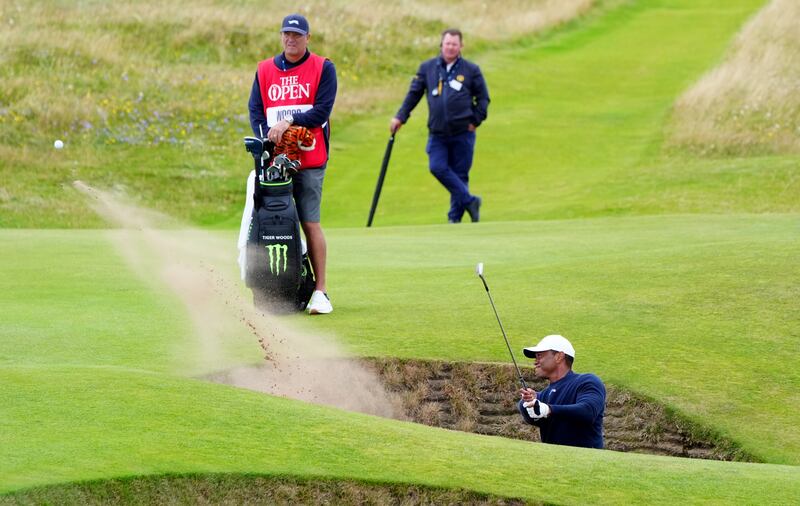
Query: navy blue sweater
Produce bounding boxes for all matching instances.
[248,50,337,160]
[395,55,489,136]
[518,370,606,449]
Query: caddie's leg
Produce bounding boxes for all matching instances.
[293,167,327,293]
[427,134,470,222]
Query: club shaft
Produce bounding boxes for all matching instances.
[480,275,528,389]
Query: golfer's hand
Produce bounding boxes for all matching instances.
[268,120,291,144]
[389,117,402,134]
[520,388,537,403]
[468,123,477,132]
[524,400,551,420]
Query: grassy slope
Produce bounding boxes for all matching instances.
[1,220,798,502]
[668,0,800,154]
[0,228,797,500]
[311,215,800,464]
[4,366,799,504]
[0,230,258,376]
[318,0,799,467]
[0,0,598,229]
[3,1,796,228]
[324,0,796,227]
[0,475,541,505]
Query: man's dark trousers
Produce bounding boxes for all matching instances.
[426,131,476,222]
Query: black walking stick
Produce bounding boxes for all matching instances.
[366,135,395,227]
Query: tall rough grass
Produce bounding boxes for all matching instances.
[667,0,800,155]
[0,0,594,149]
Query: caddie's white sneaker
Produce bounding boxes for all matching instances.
[307,290,333,314]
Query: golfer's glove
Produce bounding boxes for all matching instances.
[523,400,551,420]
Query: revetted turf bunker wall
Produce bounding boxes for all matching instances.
[366,358,753,461]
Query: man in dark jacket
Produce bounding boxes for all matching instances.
[390,28,490,223]
[518,335,606,449]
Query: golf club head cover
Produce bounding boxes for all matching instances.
[274,126,315,162]
[244,136,265,159]
[524,400,551,420]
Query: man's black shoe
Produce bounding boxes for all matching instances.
[466,196,482,222]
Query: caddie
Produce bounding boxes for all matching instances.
[247,13,336,314]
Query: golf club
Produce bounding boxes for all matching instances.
[475,262,540,415]
[366,134,395,227]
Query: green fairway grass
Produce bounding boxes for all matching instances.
[0,475,539,505]
[326,0,797,227]
[0,230,257,376]
[1,215,798,501]
[3,366,799,504]
[308,215,800,465]
[3,0,799,503]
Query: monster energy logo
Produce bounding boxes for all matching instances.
[265,244,288,275]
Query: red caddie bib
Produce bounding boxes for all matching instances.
[257,53,328,169]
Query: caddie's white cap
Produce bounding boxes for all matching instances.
[523,334,575,359]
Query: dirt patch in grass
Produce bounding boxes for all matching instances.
[0,474,533,506]
[364,358,754,462]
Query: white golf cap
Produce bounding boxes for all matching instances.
[523,334,575,358]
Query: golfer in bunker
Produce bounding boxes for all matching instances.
[518,335,606,449]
